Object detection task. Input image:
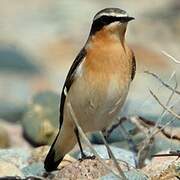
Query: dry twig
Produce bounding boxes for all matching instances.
[150,72,178,137]
[152,150,180,157]
[130,117,154,168]
[99,131,127,178]
[149,90,180,120]
[144,71,180,95]
[162,50,180,64]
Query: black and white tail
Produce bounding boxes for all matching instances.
[44,126,77,172]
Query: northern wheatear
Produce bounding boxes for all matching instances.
[44,8,136,172]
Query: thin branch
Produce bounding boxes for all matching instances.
[165,74,177,107]
[151,73,177,136]
[26,176,46,180]
[162,50,180,64]
[147,89,180,147]
[130,117,154,168]
[144,71,180,95]
[107,118,138,168]
[152,150,180,157]
[150,116,176,139]
[131,70,175,119]
[67,102,126,179]
[130,117,149,138]
[118,124,138,167]
[99,131,127,179]
[149,89,180,120]
[138,115,180,142]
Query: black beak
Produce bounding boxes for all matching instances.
[122,16,135,23]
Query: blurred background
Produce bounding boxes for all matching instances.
[0,0,180,155]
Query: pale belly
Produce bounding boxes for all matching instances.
[64,74,130,132]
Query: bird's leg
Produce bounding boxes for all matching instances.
[74,127,95,160]
[102,129,112,159]
[74,127,86,159]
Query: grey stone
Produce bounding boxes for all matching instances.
[0,148,30,169]
[152,135,180,155]
[90,121,135,144]
[101,169,148,180]
[0,160,24,177]
[22,91,59,146]
[124,169,149,180]
[22,162,45,177]
[0,45,39,73]
[0,45,41,122]
[0,101,26,122]
[73,145,136,167]
[101,173,120,180]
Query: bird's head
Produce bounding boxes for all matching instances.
[90,8,134,40]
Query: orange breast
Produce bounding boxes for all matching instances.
[83,35,133,93]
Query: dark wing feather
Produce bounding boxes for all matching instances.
[131,53,136,81]
[59,48,86,128]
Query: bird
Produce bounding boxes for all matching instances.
[44,7,136,172]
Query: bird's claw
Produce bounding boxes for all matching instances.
[79,154,96,161]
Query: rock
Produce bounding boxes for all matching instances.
[121,73,180,120]
[22,162,45,177]
[152,132,180,156]
[0,145,76,178]
[51,156,143,180]
[30,146,76,169]
[143,151,180,179]
[52,158,109,180]
[30,146,50,163]
[101,169,148,180]
[0,45,39,73]
[0,99,26,123]
[59,154,77,169]
[0,45,41,122]
[124,169,148,180]
[101,173,120,180]
[0,160,24,177]
[0,148,30,169]
[0,119,31,149]
[0,123,10,148]
[22,91,59,146]
[72,145,136,167]
[90,121,135,144]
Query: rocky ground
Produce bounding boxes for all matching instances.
[0,0,180,179]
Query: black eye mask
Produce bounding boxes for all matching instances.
[90,15,134,35]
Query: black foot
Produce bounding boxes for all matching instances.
[79,153,96,161]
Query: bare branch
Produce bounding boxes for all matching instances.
[162,50,180,64]
[152,150,180,157]
[150,116,176,139]
[67,102,126,179]
[130,117,154,168]
[131,70,175,119]
[151,73,177,136]
[165,73,177,107]
[99,131,127,179]
[149,90,180,120]
[144,71,180,95]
